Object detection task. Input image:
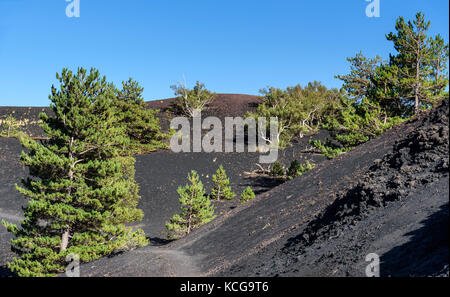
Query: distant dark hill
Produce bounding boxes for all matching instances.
[0,94,261,138]
[147,93,261,116]
[146,93,261,132]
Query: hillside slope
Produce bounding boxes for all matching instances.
[222,98,449,277]
[1,97,447,277]
[79,99,448,277]
[0,94,324,276]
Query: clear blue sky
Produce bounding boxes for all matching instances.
[0,0,448,106]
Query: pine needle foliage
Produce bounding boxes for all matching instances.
[240,187,256,203]
[2,68,148,277]
[270,161,284,177]
[113,78,169,154]
[0,115,21,138]
[287,160,315,179]
[211,165,235,200]
[170,81,216,117]
[166,170,215,239]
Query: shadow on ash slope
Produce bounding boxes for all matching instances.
[231,98,448,277]
[80,99,448,277]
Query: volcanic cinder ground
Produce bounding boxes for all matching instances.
[0,95,448,277]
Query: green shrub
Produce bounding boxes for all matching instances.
[304,160,314,171]
[246,82,340,148]
[287,160,301,177]
[287,160,315,179]
[314,95,407,159]
[240,186,256,203]
[211,165,236,200]
[310,139,349,159]
[270,161,284,177]
[166,170,215,239]
[171,81,216,117]
[0,115,20,138]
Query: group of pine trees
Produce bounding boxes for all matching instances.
[166,165,255,239]
[250,12,448,155]
[2,68,168,277]
[2,69,252,275]
[319,12,448,156]
[335,12,448,118]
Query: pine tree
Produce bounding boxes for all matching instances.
[287,160,315,179]
[170,81,216,117]
[111,78,171,224]
[335,52,383,103]
[1,68,147,277]
[370,63,407,117]
[287,160,302,178]
[0,115,20,137]
[386,12,449,114]
[114,78,168,154]
[166,170,215,239]
[111,155,145,225]
[240,186,255,203]
[211,165,235,200]
[429,35,450,97]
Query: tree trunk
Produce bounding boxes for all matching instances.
[415,54,421,115]
[60,229,70,252]
[217,186,221,200]
[61,136,75,252]
[415,92,419,115]
[187,210,192,234]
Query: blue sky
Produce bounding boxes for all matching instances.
[0,0,448,106]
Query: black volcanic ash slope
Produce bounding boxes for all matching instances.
[297,97,448,244]
[80,100,439,277]
[233,98,449,277]
[0,95,328,276]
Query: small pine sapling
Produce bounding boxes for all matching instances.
[240,186,256,203]
[166,171,215,239]
[0,115,20,138]
[287,160,315,179]
[211,165,236,200]
[287,160,301,178]
[270,161,284,177]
